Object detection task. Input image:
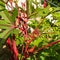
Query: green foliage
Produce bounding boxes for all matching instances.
[0,0,60,60]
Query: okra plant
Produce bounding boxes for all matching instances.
[0,0,60,60]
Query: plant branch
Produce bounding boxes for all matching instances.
[28,11,37,19]
[35,40,60,53]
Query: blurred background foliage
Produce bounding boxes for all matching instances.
[0,0,60,60]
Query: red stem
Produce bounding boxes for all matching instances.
[35,40,60,52]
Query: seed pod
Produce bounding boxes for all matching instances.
[25,44,29,52]
[26,40,31,44]
[6,38,12,51]
[12,40,18,57]
[6,38,11,45]
[28,46,36,53]
[43,0,47,8]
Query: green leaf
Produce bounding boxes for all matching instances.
[0,1,5,7]
[0,1,5,11]
[0,10,12,24]
[3,10,13,24]
[0,20,11,29]
[11,29,20,35]
[40,56,45,60]
[11,8,18,23]
[0,28,13,39]
[52,12,60,20]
